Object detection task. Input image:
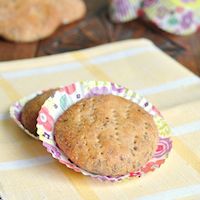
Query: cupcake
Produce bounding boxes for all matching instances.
[21,89,57,137]
[55,94,158,177]
[37,81,172,181]
[10,88,57,139]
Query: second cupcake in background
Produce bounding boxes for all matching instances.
[0,0,86,42]
[109,0,200,35]
[21,89,57,137]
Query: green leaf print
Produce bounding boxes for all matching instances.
[60,95,67,110]
[168,17,178,25]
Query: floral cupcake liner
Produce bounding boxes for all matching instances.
[109,0,200,35]
[143,0,200,35]
[37,81,172,182]
[109,0,142,22]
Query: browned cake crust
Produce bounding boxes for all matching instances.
[21,89,57,136]
[55,95,159,177]
[55,0,86,25]
[0,0,61,42]
[0,0,86,42]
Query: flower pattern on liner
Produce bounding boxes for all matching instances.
[109,0,200,35]
[60,83,76,95]
[37,107,54,132]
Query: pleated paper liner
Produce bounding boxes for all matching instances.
[36,81,172,182]
[143,0,200,35]
[109,0,200,35]
[109,0,141,23]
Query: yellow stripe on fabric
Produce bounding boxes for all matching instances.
[1,52,100,200]
[58,164,100,200]
[73,51,200,177]
[0,77,21,100]
[173,137,200,174]
[72,52,111,81]
[85,65,111,82]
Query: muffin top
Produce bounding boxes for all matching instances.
[55,95,158,177]
[21,89,56,136]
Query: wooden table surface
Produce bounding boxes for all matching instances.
[0,0,200,76]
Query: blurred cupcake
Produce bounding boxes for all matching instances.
[109,0,200,35]
[10,88,57,139]
[109,0,142,22]
[143,0,200,35]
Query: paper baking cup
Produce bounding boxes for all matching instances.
[9,89,57,140]
[37,81,172,181]
[143,0,200,35]
[109,0,141,23]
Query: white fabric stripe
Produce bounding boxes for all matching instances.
[1,46,157,79]
[137,76,200,96]
[1,111,199,135]
[0,119,199,170]
[172,120,200,136]
[137,184,200,200]
[89,46,157,64]
[0,113,9,120]
[1,62,82,79]
[0,156,53,170]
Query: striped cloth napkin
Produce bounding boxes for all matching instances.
[0,39,200,200]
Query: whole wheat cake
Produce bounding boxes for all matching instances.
[0,0,86,42]
[55,0,86,25]
[21,89,57,136]
[0,0,61,42]
[55,95,159,177]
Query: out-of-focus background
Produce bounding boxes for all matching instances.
[0,0,200,76]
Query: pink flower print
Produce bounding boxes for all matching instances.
[129,171,142,177]
[181,11,193,29]
[153,137,172,158]
[143,0,158,7]
[85,86,111,98]
[176,6,184,13]
[141,162,155,173]
[113,0,131,16]
[37,107,54,132]
[155,159,165,167]
[141,159,165,173]
[181,0,196,3]
[111,83,124,93]
[43,142,61,158]
[157,6,169,19]
[61,83,76,95]
[152,105,162,116]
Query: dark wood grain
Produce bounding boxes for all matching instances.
[0,40,38,61]
[0,0,200,76]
